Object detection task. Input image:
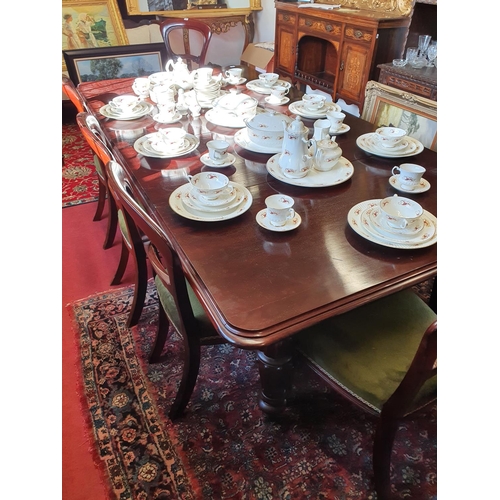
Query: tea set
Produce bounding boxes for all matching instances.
[356,126,424,158]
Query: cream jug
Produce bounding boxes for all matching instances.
[279,116,316,178]
[314,138,342,172]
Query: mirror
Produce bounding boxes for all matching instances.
[125,0,261,15]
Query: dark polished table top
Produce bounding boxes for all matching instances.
[79,77,437,349]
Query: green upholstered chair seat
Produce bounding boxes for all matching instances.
[295,289,437,413]
[93,153,104,177]
[155,274,217,340]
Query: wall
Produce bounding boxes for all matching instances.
[253,0,276,43]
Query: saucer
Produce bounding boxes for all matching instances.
[265,96,290,105]
[190,185,237,207]
[153,112,182,124]
[225,77,247,85]
[200,152,236,168]
[329,123,350,135]
[256,209,302,232]
[288,101,342,119]
[389,175,430,193]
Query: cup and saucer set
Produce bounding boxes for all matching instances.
[288,93,342,119]
[200,140,236,168]
[256,194,302,232]
[357,126,424,158]
[389,163,431,193]
[246,72,292,95]
[169,172,252,222]
[133,127,199,159]
[348,195,437,249]
[99,95,153,121]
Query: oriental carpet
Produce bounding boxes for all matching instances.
[62,123,100,208]
[68,281,437,500]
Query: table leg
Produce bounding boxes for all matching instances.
[257,339,293,415]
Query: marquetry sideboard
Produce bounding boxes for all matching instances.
[273,1,411,109]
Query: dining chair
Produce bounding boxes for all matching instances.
[76,113,148,328]
[106,159,228,420]
[156,18,213,71]
[293,289,437,500]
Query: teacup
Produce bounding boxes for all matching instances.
[225,68,243,83]
[152,128,186,153]
[258,72,279,88]
[188,172,230,200]
[392,163,426,190]
[207,140,229,164]
[193,67,214,85]
[150,84,176,105]
[109,95,141,114]
[132,77,150,97]
[265,194,295,227]
[379,195,423,229]
[157,101,177,120]
[375,127,406,148]
[302,94,326,112]
[326,110,346,133]
[269,85,289,103]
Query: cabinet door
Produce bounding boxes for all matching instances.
[275,24,297,76]
[337,41,371,106]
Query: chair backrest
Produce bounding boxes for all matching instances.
[62,75,88,113]
[158,18,213,70]
[76,112,114,183]
[106,160,200,336]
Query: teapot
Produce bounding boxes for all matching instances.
[279,116,316,179]
[165,57,193,89]
[314,138,342,172]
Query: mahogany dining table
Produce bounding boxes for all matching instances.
[78,76,437,415]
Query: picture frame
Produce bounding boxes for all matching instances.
[362,81,437,151]
[64,43,168,84]
[62,0,129,71]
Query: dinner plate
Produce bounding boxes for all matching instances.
[245,79,291,95]
[256,209,302,232]
[99,102,153,120]
[182,182,245,213]
[288,101,342,119]
[134,133,199,158]
[234,128,281,154]
[389,175,431,193]
[169,182,253,221]
[266,154,354,187]
[362,208,435,244]
[356,133,424,158]
[347,199,437,249]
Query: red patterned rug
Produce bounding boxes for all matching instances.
[62,123,100,208]
[68,282,437,500]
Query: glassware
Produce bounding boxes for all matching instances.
[418,35,432,58]
[426,41,437,67]
[406,47,418,64]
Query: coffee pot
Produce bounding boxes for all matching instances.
[165,57,193,89]
[279,116,316,178]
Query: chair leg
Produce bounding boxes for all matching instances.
[103,195,118,250]
[126,243,148,328]
[168,329,202,420]
[93,180,107,222]
[149,302,171,363]
[373,415,399,500]
[110,240,129,286]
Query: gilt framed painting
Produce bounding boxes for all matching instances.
[64,43,167,84]
[362,81,437,151]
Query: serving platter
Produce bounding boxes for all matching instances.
[266,154,354,187]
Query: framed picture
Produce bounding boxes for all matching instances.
[362,81,437,151]
[64,43,167,84]
[62,0,129,71]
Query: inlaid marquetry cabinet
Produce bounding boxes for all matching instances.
[274,1,411,109]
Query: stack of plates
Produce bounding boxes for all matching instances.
[288,101,341,119]
[348,199,437,249]
[169,181,253,221]
[99,101,153,121]
[133,132,199,158]
[356,133,424,158]
[194,79,223,108]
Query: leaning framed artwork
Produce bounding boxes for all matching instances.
[64,43,168,84]
[62,0,129,70]
[362,81,437,151]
